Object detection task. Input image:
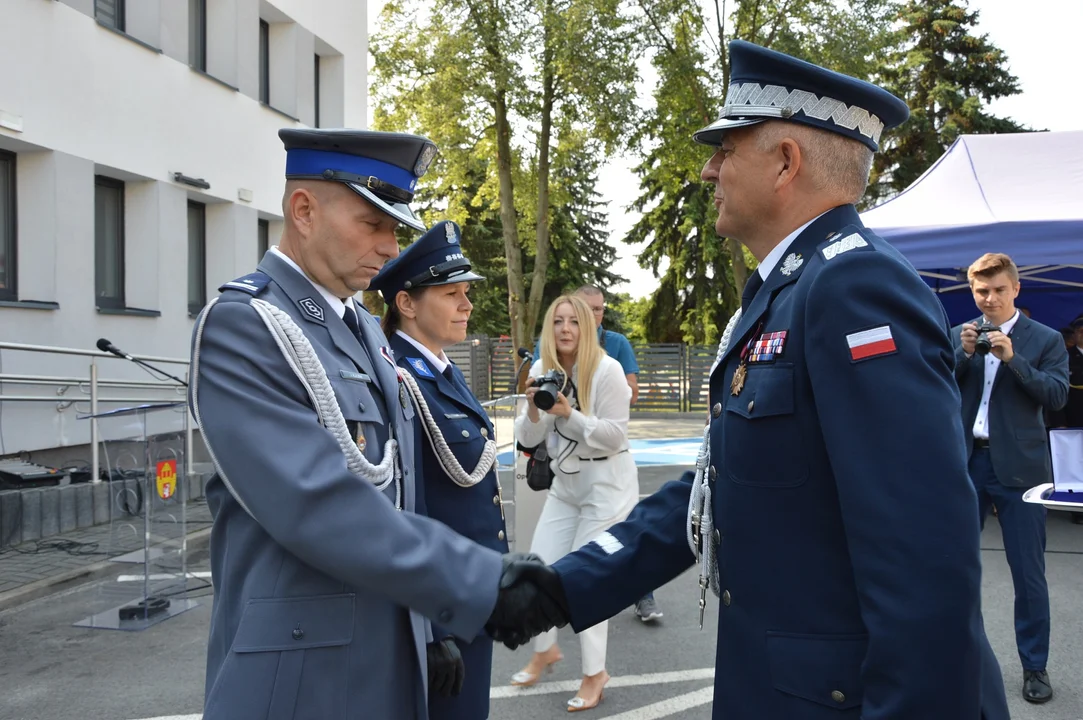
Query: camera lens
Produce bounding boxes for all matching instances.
[534,381,558,410]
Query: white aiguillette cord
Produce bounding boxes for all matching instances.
[687,307,741,626]
[399,371,498,487]
[245,298,401,509]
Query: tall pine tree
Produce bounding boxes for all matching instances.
[869,0,1025,204]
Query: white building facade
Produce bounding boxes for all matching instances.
[0,0,368,457]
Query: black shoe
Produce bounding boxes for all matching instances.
[1023,669,1052,704]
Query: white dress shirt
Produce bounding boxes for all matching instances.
[270,246,358,320]
[395,330,450,375]
[972,310,1021,440]
[756,211,828,280]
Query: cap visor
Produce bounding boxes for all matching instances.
[421,270,486,287]
[692,117,767,146]
[346,183,426,232]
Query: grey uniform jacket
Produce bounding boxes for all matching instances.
[189,251,503,720]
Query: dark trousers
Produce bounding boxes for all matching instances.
[969,447,1050,671]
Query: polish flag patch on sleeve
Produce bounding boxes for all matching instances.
[846,325,897,361]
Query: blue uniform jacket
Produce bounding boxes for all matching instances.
[552,205,1010,720]
[391,332,508,720]
[189,252,503,720]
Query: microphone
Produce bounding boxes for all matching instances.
[95,337,188,387]
[97,337,133,360]
[512,346,533,395]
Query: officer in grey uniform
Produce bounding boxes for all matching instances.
[189,128,551,720]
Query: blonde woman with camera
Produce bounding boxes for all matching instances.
[510,294,639,712]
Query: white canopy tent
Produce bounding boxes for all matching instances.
[860,130,1083,328]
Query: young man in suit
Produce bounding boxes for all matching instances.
[953,252,1069,704]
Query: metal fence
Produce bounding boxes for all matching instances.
[445,336,717,413]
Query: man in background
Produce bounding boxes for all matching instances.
[1067,319,1083,428]
[953,252,1069,704]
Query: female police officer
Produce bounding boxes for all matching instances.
[370,220,509,720]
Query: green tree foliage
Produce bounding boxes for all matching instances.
[370,0,639,351]
[626,0,902,344]
[869,0,1025,204]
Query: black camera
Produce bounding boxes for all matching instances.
[974,323,1001,355]
[530,370,571,411]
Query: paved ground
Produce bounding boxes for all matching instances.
[1,461,1082,720]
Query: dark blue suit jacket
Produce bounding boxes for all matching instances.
[952,315,1069,487]
[552,205,1009,720]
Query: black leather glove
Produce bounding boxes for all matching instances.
[426,636,465,697]
[485,553,571,650]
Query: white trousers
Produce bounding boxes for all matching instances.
[529,451,638,676]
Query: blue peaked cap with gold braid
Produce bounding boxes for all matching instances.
[693,40,909,152]
[369,220,484,305]
[279,128,438,232]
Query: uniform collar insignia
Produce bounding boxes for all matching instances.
[406,356,435,378]
[298,297,325,323]
[780,252,804,276]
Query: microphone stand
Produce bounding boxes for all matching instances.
[126,356,189,387]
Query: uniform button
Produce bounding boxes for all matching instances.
[722,590,731,606]
[438,609,453,623]
[498,530,505,541]
[709,465,717,480]
[493,494,500,506]
[481,427,489,437]
[358,401,366,412]
[711,402,722,418]
[747,400,755,413]
[461,429,470,438]
[292,627,304,640]
[831,690,846,703]
[712,529,721,544]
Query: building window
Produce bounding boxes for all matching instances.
[0,151,15,301]
[189,0,207,71]
[94,176,125,309]
[187,201,206,316]
[259,20,270,104]
[314,54,321,128]
[257,219,269,262]
[94,0,125,32]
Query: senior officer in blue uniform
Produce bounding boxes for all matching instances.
[189,128,551,720]
[490,41,1011,719]
[371,220,509,719]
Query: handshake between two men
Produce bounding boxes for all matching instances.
[486,553,571,649]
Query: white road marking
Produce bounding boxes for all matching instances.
[489,667,714,698]
[116,572,212,582]
[124,668,716,720]
[591,686,714,719]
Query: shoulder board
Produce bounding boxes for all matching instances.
[818,226,876,262]
[219,272,271,296]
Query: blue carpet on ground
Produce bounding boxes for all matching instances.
[497,437,702,467]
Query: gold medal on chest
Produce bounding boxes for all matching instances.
[731,322,762,396]
[730,362,747,396]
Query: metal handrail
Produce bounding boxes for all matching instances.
[0,373,185,390]
[0,341,189,365]
[0,340,192,488]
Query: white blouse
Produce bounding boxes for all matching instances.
[514,355,631,473]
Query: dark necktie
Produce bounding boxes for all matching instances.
[442,365,455,383]
[741,272,764,312]
[342,304,362,339]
